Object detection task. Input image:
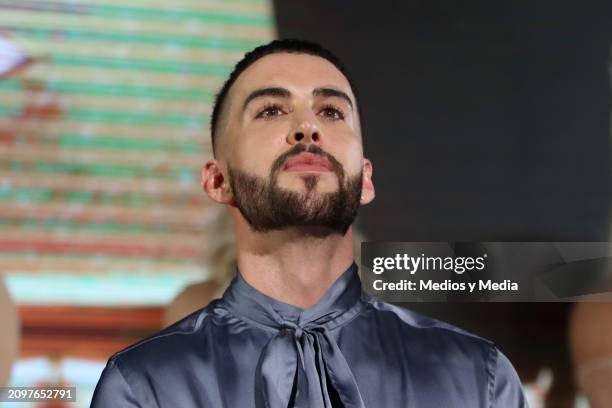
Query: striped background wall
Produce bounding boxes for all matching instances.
[0,0,275,306]
[1,2,274,406]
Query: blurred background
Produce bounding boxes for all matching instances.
[0,1,611,407]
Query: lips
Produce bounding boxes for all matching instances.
[283,152,333,172]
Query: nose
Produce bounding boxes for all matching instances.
[287,119,321,145]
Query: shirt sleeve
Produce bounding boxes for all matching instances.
[492,348,529,408]
[90,358,142,408]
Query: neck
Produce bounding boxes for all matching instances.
[232,212,355,309]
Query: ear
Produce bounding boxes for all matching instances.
[360,158,375,205]
[201,160,234,205]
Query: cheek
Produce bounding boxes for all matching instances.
[344,155,364,178]
[324,138,363,175]
[231,125,289,174]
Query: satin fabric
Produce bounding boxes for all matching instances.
[91,263,528,407]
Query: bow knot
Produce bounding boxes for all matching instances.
[256,319,365,408]
[280,322,305,339]
[281,321,329,340]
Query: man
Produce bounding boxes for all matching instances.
[91,39,527,407]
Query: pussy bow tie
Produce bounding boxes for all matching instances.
[256,308,365,408]
[223,264,367,408]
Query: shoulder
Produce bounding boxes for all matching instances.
[92,301,230,406]
[108,299,226,372]
[359,297,527,406]
[358,296,498,371]
[362,296,493,345]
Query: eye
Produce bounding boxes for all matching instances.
[255,104,286,120]
[318,104,345,121]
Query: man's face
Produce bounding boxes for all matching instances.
[213,52,371,234]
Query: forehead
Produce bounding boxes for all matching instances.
[228,52,354,104]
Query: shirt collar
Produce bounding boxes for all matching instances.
[221,262,365,331]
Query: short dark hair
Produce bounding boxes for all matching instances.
[210,38,360,156]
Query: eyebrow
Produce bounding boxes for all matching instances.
[312,87,353,109]
[243,87,290,110]
[242,86,354,110]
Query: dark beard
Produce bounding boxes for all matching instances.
[227,144,363,235]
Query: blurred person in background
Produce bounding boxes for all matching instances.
[0,279,19,386]
[164,207,236,326]
[570,302,612,408]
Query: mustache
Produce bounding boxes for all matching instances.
[270,144,344,178]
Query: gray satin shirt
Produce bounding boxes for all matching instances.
[91,263,528,407]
